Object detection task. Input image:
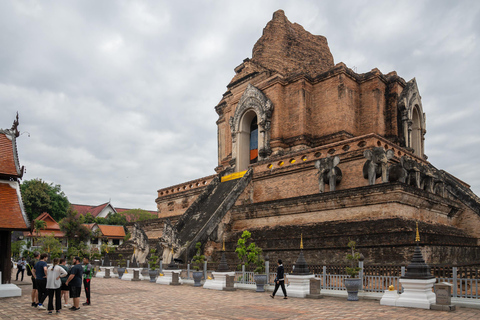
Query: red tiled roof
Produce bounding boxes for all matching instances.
[97,225,125,238]
[0,133,19,176]
[71,203,111,218]
[82,223,95,230]
[115,207,157,215]
[24,230,65,238]
[35,212,61,230]
[0,181,29,230]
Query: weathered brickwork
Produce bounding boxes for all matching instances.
[141,10,480,266]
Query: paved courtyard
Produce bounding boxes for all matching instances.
[2,276,480,320]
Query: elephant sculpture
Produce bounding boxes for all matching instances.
[388,156,407,183]
[363,147,394,185]
[314,155,342,192]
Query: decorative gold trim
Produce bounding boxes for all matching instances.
[221,170,247,182]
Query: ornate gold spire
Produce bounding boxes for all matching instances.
[300,233,303,249]
[415,222,420,242]
[222,235,226,251]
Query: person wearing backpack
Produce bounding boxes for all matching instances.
[59,258,71,308]
[27,252,40,307]
[15,257,26,281]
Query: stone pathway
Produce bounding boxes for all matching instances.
[2,276,480,319]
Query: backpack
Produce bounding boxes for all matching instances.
[26,263,33,276]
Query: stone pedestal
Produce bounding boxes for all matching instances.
[286,274,315,298]
[306,277,323,299]
[431,282,456,311]
[380,289,400,306]
[396,278,436,309]
[224,275,236,291]
[203,272,235,290]
[0,272,21,298]
[156,270,183,285]
[104,268,111,279]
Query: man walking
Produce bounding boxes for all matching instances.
[82,256,93,306]
[270,259,288,299]
[65,256,83,311]
[15,257,26,281]
[32,253,49,309]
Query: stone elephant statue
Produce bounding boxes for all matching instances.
[314,155,342,192]
[402,157,422,188]
[363,147,394,185]
[388,156,407,183]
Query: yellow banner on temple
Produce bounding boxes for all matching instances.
[221,170,247,182]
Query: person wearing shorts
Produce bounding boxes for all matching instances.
[28,252,40,307]
[65,256,83,311]
[59,259,70,307]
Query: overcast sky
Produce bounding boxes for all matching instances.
[1,0,479,211]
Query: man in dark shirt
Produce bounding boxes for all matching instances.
[65,256,83,311]
[32,253,49,309]
[270,259,288,299]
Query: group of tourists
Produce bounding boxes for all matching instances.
[26,252,93,314]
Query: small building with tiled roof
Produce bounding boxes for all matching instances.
[0,114,29,288]
[71,202,117,219]
[85,223,125,248]
[23,212,66,247]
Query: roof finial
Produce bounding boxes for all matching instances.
[415,221,420,243]
[222,234,225,251]
[11,112,20,137]
[300,233,303,250]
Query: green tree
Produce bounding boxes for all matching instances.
[82,212,96,224]
[59,208,91,246]
[11,240,26,258]
[33,220,47,236]
[20,178,70,221]
[104,212,127,226]
[119,209,157,222]
[235,230,264,273]
[38,234,63,259]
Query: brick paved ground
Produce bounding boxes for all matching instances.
[2,276,480,320]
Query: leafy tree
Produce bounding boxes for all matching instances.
[191,242,205,271]
[11,240,26,258]
[345,240,361,278]
[82,212,96,224]
[33,220,46,236]
[38,234,63,259]
[104,212,127,226]
[59,208,91,246]
[21,178,70,221]
[235,230,264,273]
[119,209,157,222]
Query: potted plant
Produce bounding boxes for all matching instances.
[148,249,159,282]
[191,242,205,287]
[235,230,266,292]
[117,254,126,279]
[344,240,362,301]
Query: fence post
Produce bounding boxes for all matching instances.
[265,259,270,285]
[187,263,190,280]
[242,264,246,284]
[359,260,364,291]
[452,267,457,298]
[203,261,207,280]
[322,266,326,290]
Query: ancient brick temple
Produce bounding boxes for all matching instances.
[125,10,480,266]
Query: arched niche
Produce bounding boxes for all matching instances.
[229,84,274,172]
[398,78,426,158]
